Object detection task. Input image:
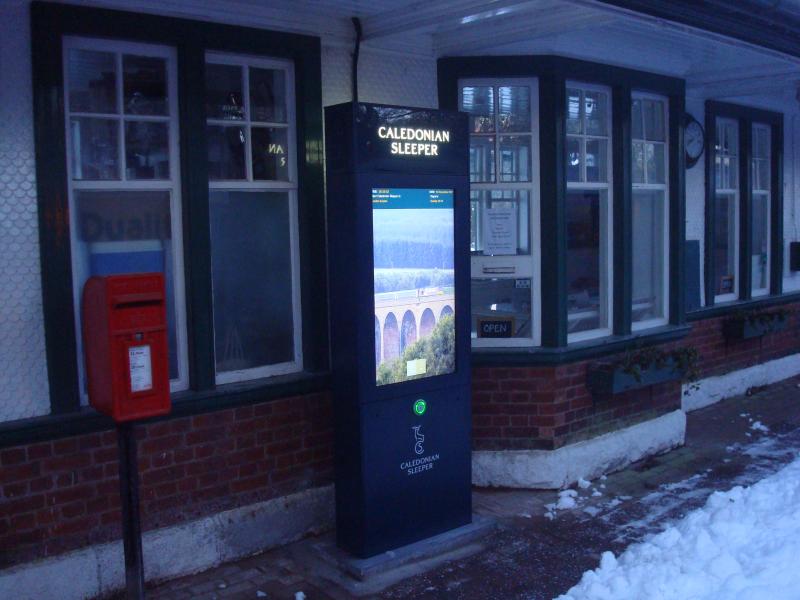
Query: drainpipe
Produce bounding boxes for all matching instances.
[352,17,362,103]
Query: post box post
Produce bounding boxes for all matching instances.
[117,422,145,600]
[82,273,172,599]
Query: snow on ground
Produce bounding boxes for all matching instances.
[556,456,800,600]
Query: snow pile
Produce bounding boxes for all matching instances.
[557,457,800,600]
[750,421,769,433]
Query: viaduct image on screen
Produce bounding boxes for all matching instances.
[372,188,455,386]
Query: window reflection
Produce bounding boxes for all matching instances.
[70,118,119,180]
[125,121,169,179]
[210,191,294,372]
[470,136,495,182]
[498,86,530,132]
[567,190,607,333]
[461,86,495,133]
[205,63,244,120]
[68,49,116,114]
[207,126,246,180]
[632,190,665,322]
[123,55,167,116]
[498,135,530,182]
[470,279,532,338]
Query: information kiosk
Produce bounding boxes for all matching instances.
[325,103,471,558]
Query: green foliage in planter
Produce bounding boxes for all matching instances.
[724,308,790,340]
[604,345,700,396]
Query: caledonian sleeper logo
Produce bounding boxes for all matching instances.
[400,425,440,476]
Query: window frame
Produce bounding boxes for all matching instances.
[565,81,614,343]
[459,77,542,348]
[204,52,303,384]
[750,122,772,298]
[703,101,784,312]
[712,116,741,304]
[62,36,190,399]
[30,1,328,418]
[630,91,670,331]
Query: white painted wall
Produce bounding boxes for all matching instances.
[685,94,707,306]
[0,0,50,421]
[322,43,437,108]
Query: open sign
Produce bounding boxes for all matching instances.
[478,317,515,338]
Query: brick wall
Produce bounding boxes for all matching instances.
[685,304,800,379]
[472,303,800,452]
[0,392,333,569]
[472,364,680,452]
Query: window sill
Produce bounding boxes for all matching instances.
[0,370,330,448]
[687,292,800,322]
[471,324,691,366]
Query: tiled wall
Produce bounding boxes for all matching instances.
[0,0,50,421]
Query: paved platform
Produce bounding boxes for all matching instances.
[132,376,800,600]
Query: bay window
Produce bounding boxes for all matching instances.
[460,79,541,347]
[442,56,685,358]
[566,84,613,341]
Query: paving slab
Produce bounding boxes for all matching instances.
[133,376,800,600]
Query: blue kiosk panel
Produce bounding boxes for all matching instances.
[325,103,471,558]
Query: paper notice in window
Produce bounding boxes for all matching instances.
[483,205,517,255]
[128,345,153,393]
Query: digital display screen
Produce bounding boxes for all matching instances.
[373,188,455,386]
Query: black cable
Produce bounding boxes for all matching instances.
[352,17,362,103]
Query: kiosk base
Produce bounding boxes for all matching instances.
[318,515,495,582]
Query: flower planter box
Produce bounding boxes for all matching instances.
[587,358,683,396]
[723,314,787,341]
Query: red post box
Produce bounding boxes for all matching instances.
[82,273,171,422]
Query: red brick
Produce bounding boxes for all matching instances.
[3,495,45,515]
[141,434,183,454]
[60,502,86,519]
[1,448,27,466]
[186,427,226,445]
[9,513,36,531]
[93,447,118,464]
[27,443,53,461]
[146,422,173,438]
[43,453,91,473]
[192,412,233,429]
[3,462,40,482]
[230,474,269,494]
[29,476,54,493]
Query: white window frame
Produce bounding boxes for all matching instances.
[63,37,189,400]
[751,122,771,297]
[459,78,542,348]
[566,81,614,343]
[631,91,670,331]
[205,52,302,385]
[714,117,740,304]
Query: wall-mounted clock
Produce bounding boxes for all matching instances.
[684,113,705,169]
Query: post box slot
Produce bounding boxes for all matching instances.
[112,292,163,307]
